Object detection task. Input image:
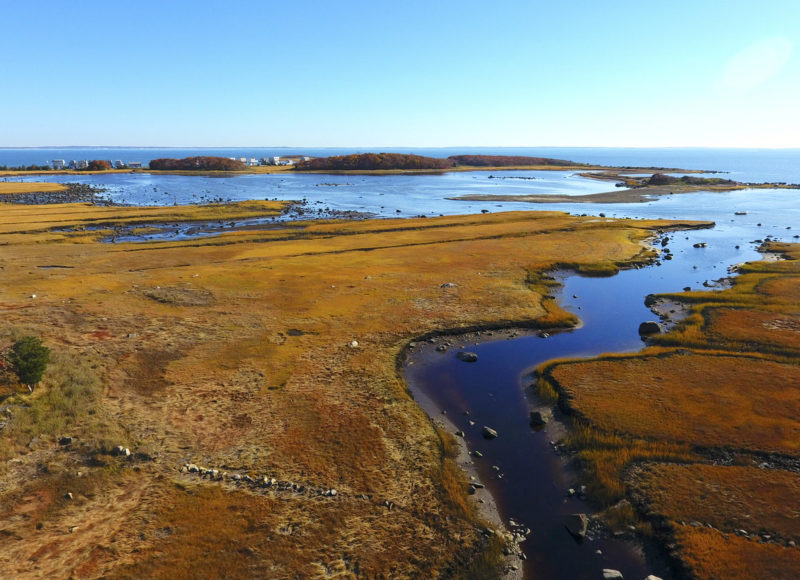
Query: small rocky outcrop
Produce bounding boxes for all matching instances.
[565,513,588,541]
[529,410,552,427]
[456,351,478,362]
[602,570,624,579]
[482,426,498,439]
[638,321,663,336]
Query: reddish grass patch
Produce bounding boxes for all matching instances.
[548,352,800,454]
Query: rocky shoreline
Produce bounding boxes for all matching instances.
[0,183,113,205]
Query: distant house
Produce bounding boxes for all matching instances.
[74,160,89,170]
[271,156,281,165]
[238,157,247,164]
[128,161,143,169]
[114,160,125,168]
[51,159,66,170]
[248,157,259,166]
[259,157,271,166]
[302,156,311,162]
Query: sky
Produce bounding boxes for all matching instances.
[2,0,799,147]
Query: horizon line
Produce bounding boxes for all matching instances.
[2,145,800,151]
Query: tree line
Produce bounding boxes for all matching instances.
[295,153,581,171]
[149,156,247,171]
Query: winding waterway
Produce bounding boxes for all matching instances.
[403,223,780,579]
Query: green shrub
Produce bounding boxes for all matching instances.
[9,336,50,388]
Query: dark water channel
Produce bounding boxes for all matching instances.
[403,228,769,580]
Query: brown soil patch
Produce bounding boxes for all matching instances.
[631,463,800,542]
[549,352,800,454]
[704,307,800,354]
[672,525,800,580]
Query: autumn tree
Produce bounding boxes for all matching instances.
[85,160,112,171]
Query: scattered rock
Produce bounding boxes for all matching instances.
[348,340,359,348]
[64,492,73,500]
[58,436,73,446]
[482,426,498,439]
[69,526,78,533]
[440,282,457,288]
[529,409,552,427]
[435,344,447,352]
[565,513,588,541]
[456,351,478,362]
[693,242,708,248]
[455,430,465,438]
[186,464,199,473]
[638,321,663,336]
[602,570,623,579]
[112,445,131,457]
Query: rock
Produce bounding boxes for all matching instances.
[69,526,78,533]
[186,463,199,473]
[645,576,663,580]
[455,430,465,438]
[348,340,359,348]
[440,282,457,288]
[482,426,498,439]
[693,242,708,248]
[471,450,483,458]
[638,321,663,336]
[683,286,691,292]
[58,436,73,446]
[565,513,588,541]
[112,445,131,457]
[529,410,552,427]
[64,492,73,500]
[602,570,623,579]
[456,351,478,362]
[435,344,447,352]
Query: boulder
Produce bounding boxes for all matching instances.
[529,409,552,427]
[58,436,73,446]
[565,513,588,540]
[482,426,498,439]
[456,351,478,362]
[645,576,663,580]
[602,570,624,579]
[638,321,663,336]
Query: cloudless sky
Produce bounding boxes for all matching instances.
[2,0,798,147]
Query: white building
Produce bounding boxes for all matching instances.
[248,157,259,166]
[271,156,281,165]
[51,159,66,170]
[114,160,125,168]
[128,161,143,169]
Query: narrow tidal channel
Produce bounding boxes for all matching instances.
[403,228,765,580]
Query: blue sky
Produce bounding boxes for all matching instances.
[2,0,798,147]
